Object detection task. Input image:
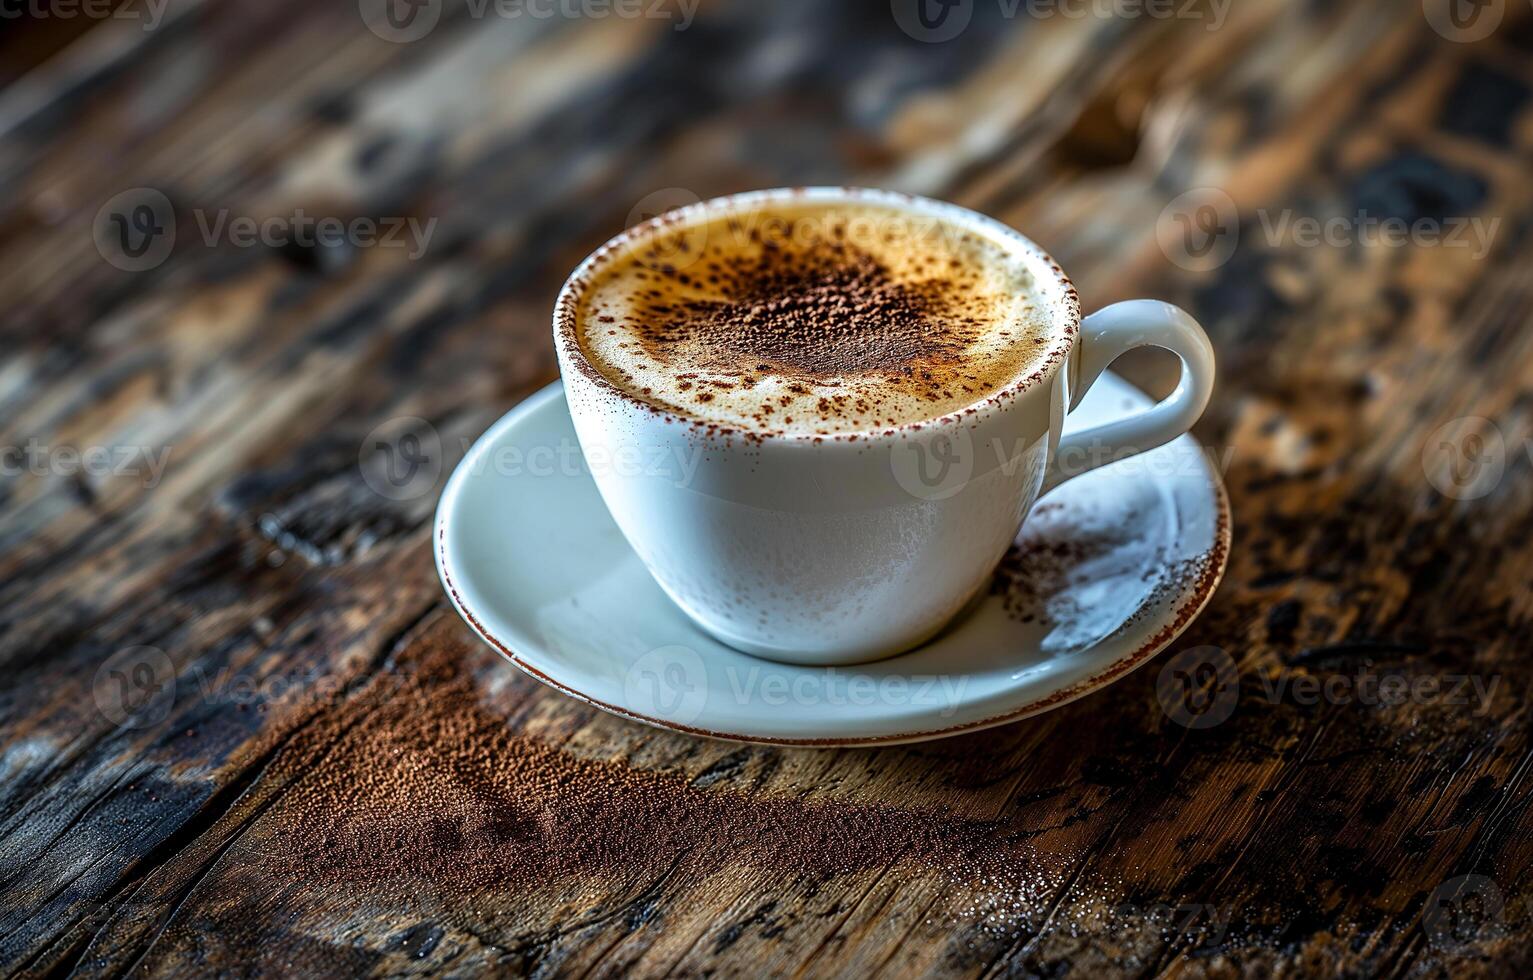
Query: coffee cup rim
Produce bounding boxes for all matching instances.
[553,186,1081,444]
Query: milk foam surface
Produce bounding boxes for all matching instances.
[575,200,1057,436]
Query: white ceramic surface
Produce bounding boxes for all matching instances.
[435,375,1230,746]
[553,187,1215,664]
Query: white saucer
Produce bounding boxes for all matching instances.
[436,375,1230,746]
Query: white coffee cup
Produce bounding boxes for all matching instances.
[554,187,1214,666]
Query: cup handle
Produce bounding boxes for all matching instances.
[1042,300,1216,495]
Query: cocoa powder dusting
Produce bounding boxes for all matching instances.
[643,244,972,378]
[250,632,1034,897]
[574,203,1057,434]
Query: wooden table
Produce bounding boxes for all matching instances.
[3,0,1530,976]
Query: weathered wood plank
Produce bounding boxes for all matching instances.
[2,0,1531,977]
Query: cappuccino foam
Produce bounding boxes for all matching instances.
[574,200,1057,436]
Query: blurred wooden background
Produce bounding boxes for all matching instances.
[2,0,1531,976]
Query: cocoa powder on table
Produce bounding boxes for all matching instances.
[251,631,1030,897]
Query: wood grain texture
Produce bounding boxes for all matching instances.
[2,0,1531,976]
